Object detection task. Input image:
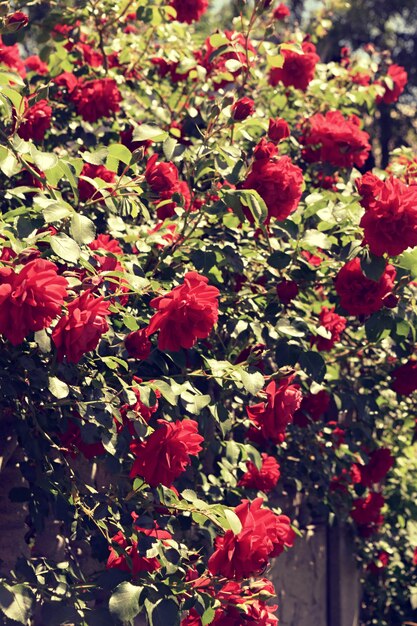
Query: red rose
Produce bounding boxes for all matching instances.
[356,172,385,210]
[293,390,330,427]
[238,454,280,493]
[129,419,203,486]
[0,259,68,345]
[59,416,105,459]
[70,78,121,123]
[359,448,394,487]
[301,110,371,168]
[119,380,160,436]
[17,99,52,143]
[413,548,417,567]
[247,377,302,444]
[377,64,407,105]
[107,526,172,576]
[269,41,319,91]
[52,72,79,96]
[52,291,110,363]
[268,117,290,143]
[78,163,116,202]
[145,154,179,194]
[76,42,103,68]
[391,359,417,396]
[273,3,290,20]
[335,258,396,317]
[147,271,220,351]
[276,279,298,304]
[351,492,384,537]
[311,306,347,351]
[358,177,417,257]
[0,36,26,77]
[24,55,49,75]
[5,11,28,31]
[89,234,122,255]
[253,138,279,160]
[125,329,152,360]
[242,155,303,222]
[169,0,208,23]
[368,550,390,576]
[231,97,255,121]
[208,497,295,579]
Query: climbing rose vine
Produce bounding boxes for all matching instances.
[0,1,416,625]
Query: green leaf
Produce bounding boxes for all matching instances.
[133,125,167,142]
[360,252,386,282]
[299,351,326,382]
[238,190,268,225]
[36,197,73,222]
[70,213,96,244]
[0,584,34,625]
[267,251,291,269]
[151,380,177,405]
[398,248,417,279]
[48,376,69,399]
[239,369,265,395]
[109,582,143,622]
[147,598,180,626]
[50,233,81,262]
[223,508,243,534]
[107,143,132,165]
[30,147,58,171]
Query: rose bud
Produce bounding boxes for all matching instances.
[125,328,152,360]
[5,11,29,31]
[231,97,255,121]
[268,117,290,143]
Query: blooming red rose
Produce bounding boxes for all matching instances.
[358,176,417,257]
[301,110,371,168]
[351,492,385,537]
[70,78,121,123]
[293,390,331,427]
[231,97,255,121]
[335,258,396,317]
[169,0,208,23]
[0,36,26,77]
[391,359,417,396]
[273,3,290,20]
[147,272,220,351]
[311,306,347,351]
[24,55,49,75]
[269,41,319,91]
[52,291,110,363]
[52,72,79,97]
[377,64,407,104]
[359,448,394,487]
[89,234,122,255]
[125,329,152,360]
[5,11,28,31]
[208,497,295,579]
[268,117,290,143]
[276,279,298,304]
[145,154,179,194]
[76,42,103,68]
[253,138,279,161]
[17,99,52,143]
[78,163,116,202]
[129,419,203,486]
[242,154,303,222]
[247,377,302,444]
[238,454,280,493]
[0,259,68,345]
[356,172,385,210]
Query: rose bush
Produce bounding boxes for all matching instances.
[0,1,416,625]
